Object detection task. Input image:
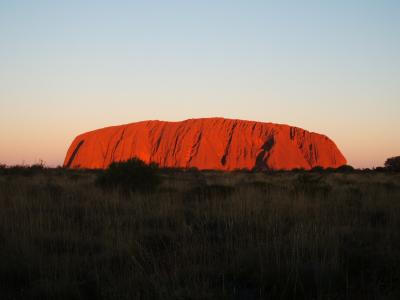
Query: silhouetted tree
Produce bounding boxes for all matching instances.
[384,156,400,171]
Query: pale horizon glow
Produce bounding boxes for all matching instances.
[1,1,399,168]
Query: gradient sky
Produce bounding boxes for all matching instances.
[1,0,399,168]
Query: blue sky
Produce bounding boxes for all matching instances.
[1,0,399,167]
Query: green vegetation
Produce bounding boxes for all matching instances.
[0,165,400,299]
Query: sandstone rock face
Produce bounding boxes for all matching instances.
[63,118,346,170]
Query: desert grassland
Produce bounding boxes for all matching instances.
[0,168,400,300]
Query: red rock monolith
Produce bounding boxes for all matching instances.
[64,118,346,170]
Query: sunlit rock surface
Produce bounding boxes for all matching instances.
[64,118,346,170]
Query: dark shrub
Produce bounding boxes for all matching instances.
[384,156,400,171]
[336,165,355,173]
[29,163,45,172]
[187,167,199,172]
[310,166,325,172]
[0,164,5,175]
[374,167,387,172]
[96,158,161,192]
[291,168,306,173]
